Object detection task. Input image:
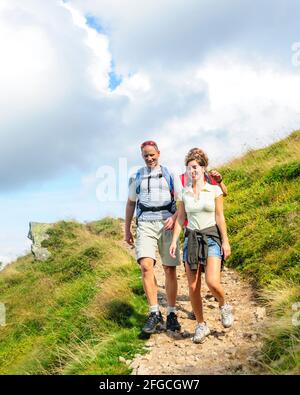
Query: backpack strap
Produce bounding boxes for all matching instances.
[160,165,176,214]
[204,171,210,183]
[135,168,144,219]
[135,168,143,195]
[160,165,174,197]
[135,166,176,221]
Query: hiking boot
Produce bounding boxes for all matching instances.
[142,312,164,334]
[220,304,234,328]
[193,322,210,344]
[166,312,181,331]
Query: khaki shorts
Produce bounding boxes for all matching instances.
[135,220,181,267]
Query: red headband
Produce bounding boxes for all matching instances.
[140,140,159,150]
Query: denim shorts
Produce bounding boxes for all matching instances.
[182,236,223,263]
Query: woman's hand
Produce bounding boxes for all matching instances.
[169,241,177,258]
[221,240,231,260]
[125,231,134,246]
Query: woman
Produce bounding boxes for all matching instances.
[180,148,228,321]
[169,148,233,344]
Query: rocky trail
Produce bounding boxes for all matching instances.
[120,238,267,375]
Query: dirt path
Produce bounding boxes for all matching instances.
[120,238,267,375]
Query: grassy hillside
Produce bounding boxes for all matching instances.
[219,130,300,374]
[0,131,299,375]
[0,218,148,374]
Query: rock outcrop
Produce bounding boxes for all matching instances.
[27,222,54,261]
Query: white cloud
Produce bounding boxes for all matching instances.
[0,8,59,120]
[72,0,300,73]
[113,72,151,100]
[0,0,118,191]
[1,0,300,192]
[1,0,300,262]
[62,1,111,92]
[157,54,300,168]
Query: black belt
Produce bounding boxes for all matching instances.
[138,201,173,213]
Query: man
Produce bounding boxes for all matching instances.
[125,140,182,334]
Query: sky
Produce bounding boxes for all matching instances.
[1,0,300,265]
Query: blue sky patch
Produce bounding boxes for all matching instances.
[109,70,122,90]
[85,14,122,90]
[86,14,105,34]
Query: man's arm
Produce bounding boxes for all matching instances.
[219,181,228,197]
[209,170,228,197]
[125,198,136,246]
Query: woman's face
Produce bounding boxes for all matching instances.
[186,160,205,181]
[141,145,160,168]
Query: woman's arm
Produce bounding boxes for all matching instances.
[215,195,231,259]
[169,202,186,257]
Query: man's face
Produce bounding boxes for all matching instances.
[141,145,160,168]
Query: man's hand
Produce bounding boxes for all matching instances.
[209,170,223,183]
[125,231,134,247]
[164,215,175,230]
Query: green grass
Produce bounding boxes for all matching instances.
[219,130,300,374]
[86,217,124,240]
[255,280,300,375]
[1,132,299,375]
[0,219,148,375]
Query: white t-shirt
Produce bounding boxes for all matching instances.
[128,165,183,221]
[178,182,223,230]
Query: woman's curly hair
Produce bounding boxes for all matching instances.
[185,147,209,167]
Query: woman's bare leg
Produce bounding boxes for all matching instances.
[185,262,204,323]
[205,257,225,307]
